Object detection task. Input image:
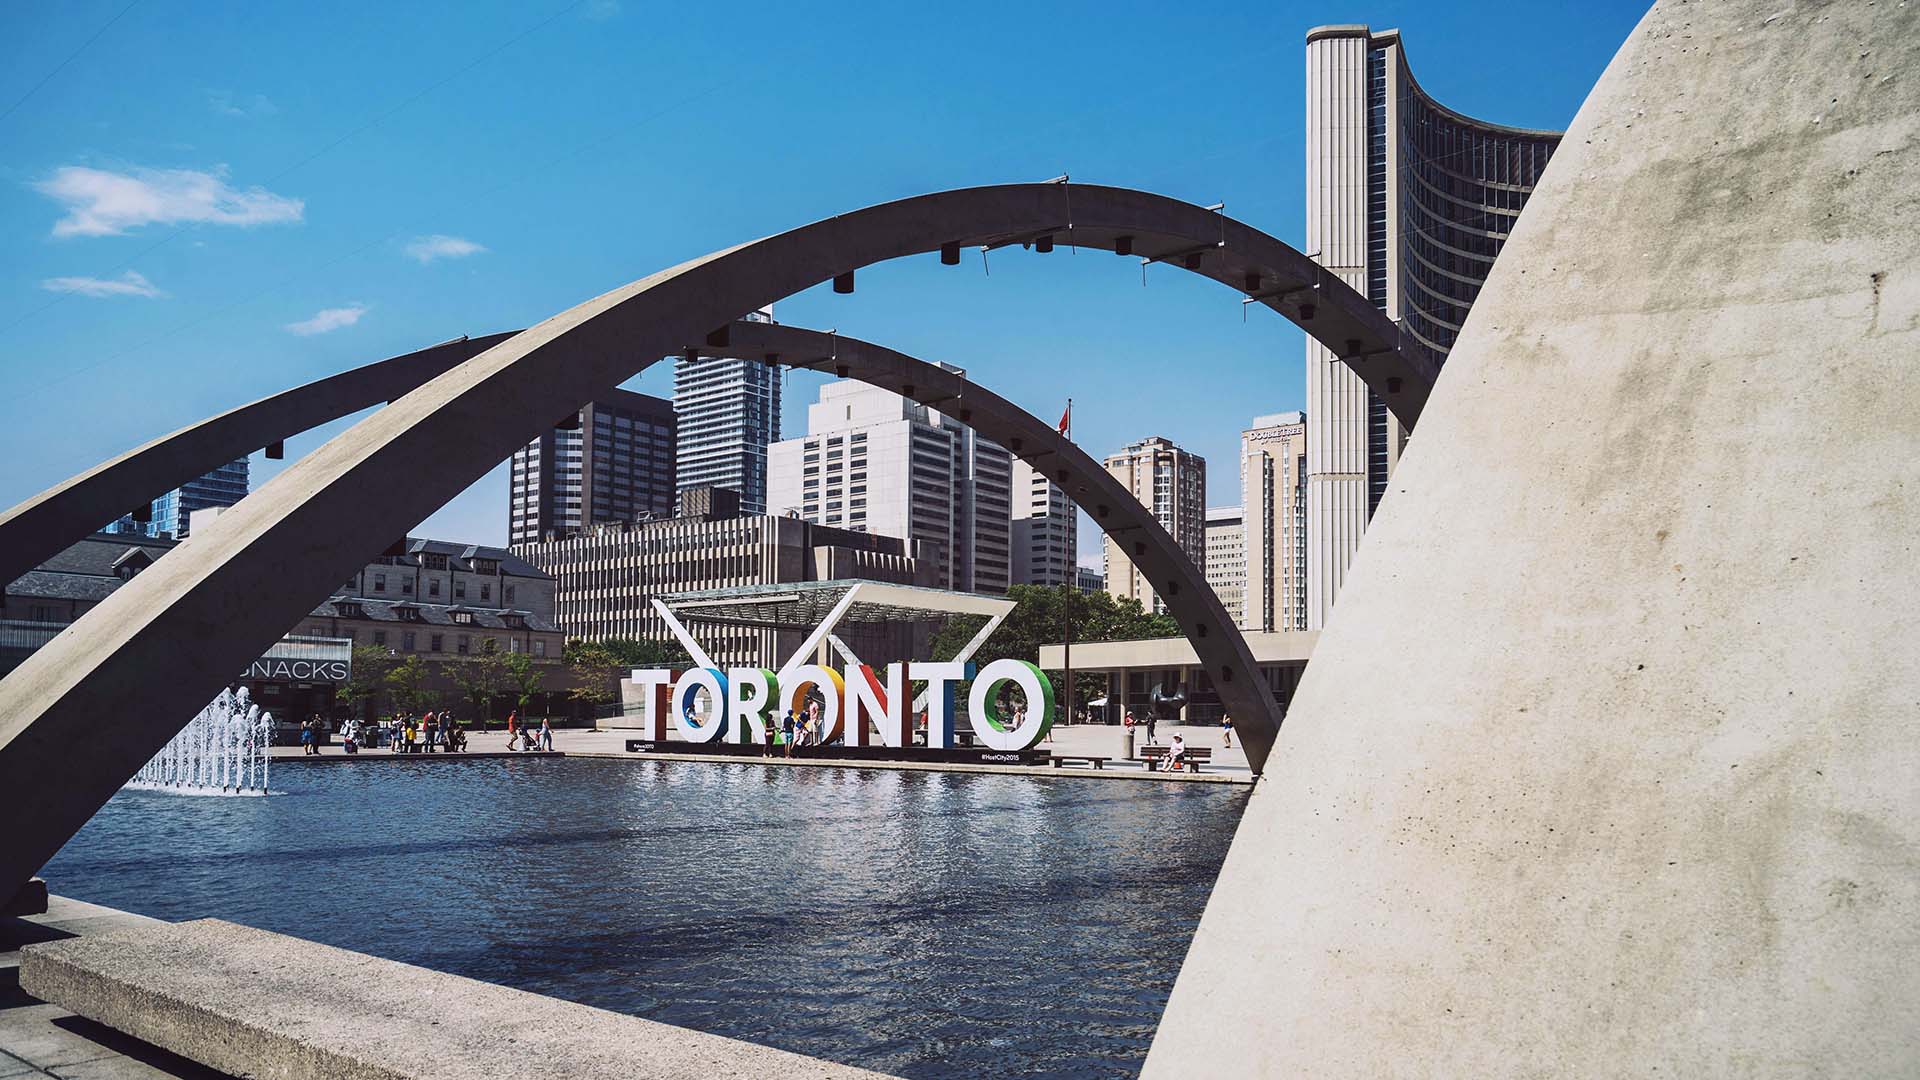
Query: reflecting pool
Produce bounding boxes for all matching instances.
[45,757,1246,1078]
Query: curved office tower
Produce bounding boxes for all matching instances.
[1304,25,1561,628]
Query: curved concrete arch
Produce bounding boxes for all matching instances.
[0,182,1417,896]
[0,333,518,589]
[707,320,1286,770]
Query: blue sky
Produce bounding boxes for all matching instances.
[0,1,1646,561]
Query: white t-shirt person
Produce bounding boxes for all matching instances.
[1169,734,1187,766]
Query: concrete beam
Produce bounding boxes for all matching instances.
[0,183,1418,897]
[0,333,515,588]
[1147,2,1920,1073]
[21,917,888,1079]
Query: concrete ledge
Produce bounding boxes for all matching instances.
[21,918,891,1079]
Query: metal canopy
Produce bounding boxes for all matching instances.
[662,579,1013,631]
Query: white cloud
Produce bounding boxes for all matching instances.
[209,90,278,118]
[39,270,166,299]
[286,304,367,336]
[34,165,304,238]
[404,234,486,263]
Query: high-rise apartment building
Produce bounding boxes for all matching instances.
[1241,411,1309,632]
[767,376,1012,594]
[1304,24,1561,627]
[1010,457,1077,588]
[1101,436,1205,614]
[1204,506,1246,625]
[106,458,250,539]
[508,389,676,545]
[673,307,779,514]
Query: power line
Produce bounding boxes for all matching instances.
[0,0,139,125]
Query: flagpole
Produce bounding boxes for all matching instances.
[1062,398,1072,728]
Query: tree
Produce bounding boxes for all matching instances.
[385,655,436,715]
[343,645,397,721]
[564,640,627,710]
[503,650,546,717]
[926,585,1180,720]
[447,640,507,723]
[593,637,691,668]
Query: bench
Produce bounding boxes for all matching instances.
[1138,746,1213,773]
[1048,755,1111,770]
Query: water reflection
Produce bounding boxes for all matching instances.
[46,758,1246,1079]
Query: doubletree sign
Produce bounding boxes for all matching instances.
[627,658,1056,751]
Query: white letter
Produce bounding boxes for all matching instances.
[967,659,1054,751]
[629,669,672,740]
[847,663,908,747]
[726,668,779,745]
[778,665,845,744]
[673,668,728,744]
[912,661,971,748]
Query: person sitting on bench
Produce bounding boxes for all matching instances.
[1167,734,1189,772]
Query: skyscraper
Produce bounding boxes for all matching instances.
[1241,411,1309,632]
[766,375,1012,594]
[1101,436,1205,614]
[1010,457,1077,588]
[106,458,250,539]
[508,389,676,545]
[1204,505,1246,626]
[1304,24,1561,627]
[674,307,779,514]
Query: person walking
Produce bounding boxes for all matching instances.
[1221,713,1234,749]
[538,717,554,752]
[300,717,317,755]
[504,711,519,752]
[423,711,438,753]
[761,716,776,758]
[1144,711,1158,745]
[781,708,797,757]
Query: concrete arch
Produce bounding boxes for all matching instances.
[0,183,1421,896]
[0,333,516,589]
[705,320,1286,770]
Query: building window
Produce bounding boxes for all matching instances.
[429,580,441,597]
[403,631,416,651]
[533,639,547,658]
[430,634,443,652]
[505,586,516,604]
[402,579,413,595]
[373,573,386,592]
[455,580,466,599]
[480,584,491,602]
[28,604,57,622]
[457,635,470,655]
[373,631,387,647]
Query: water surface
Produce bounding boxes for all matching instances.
[45,757,1245,1078]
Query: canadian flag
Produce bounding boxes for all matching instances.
[1057,400,1071,437]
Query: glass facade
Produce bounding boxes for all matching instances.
[674,309,780,515]
[106,458,250,539]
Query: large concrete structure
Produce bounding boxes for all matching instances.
[1240,411,1308,632]
[515,502,936,668]
[1102,436,1205,614]
[768,376,1013,593]
[673,307,780,515]
[1150,3,1920,1074]
[1304,24,1561,629]
[0,182,1416,923]
[508,388,676,544]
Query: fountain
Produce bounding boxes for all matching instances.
[126,687,274,795]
